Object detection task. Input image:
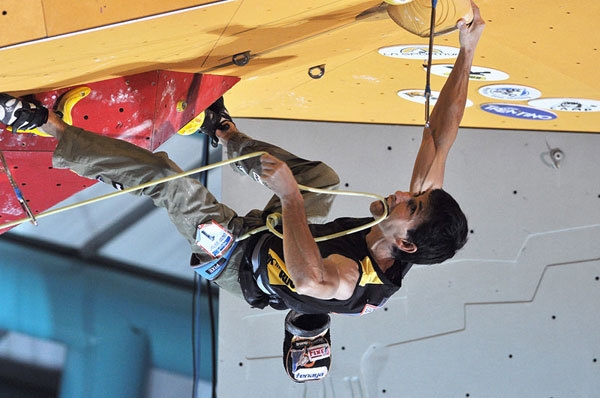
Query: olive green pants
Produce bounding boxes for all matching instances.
[52,125,339,299]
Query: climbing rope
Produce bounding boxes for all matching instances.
[1,151,389,242]
[424,0,438,126]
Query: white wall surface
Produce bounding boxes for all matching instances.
[218,119,600,397]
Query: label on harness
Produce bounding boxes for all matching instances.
[293,366,329,381]
[195,221,234,257]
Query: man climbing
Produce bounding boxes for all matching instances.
[1,0,484,381]
[0,1,483,312]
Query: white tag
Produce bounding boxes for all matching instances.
[195,221,234,258]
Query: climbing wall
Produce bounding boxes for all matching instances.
[218,119,600,397]
[0,71,239,234]
[1,0,599,133]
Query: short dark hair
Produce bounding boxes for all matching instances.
[393,189,468,265]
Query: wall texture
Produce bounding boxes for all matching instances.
[218,119,600,397]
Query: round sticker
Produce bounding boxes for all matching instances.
[398,89,473,107]
[479,84,542,101]
[480,103,557,120]
[429,65,510,81]
[528,98,600,112]
[379,45,459,60]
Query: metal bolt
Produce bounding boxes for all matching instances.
[550,148,564,168]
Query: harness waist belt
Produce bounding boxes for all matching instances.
[193,241,238,280]
[251,234,276,296]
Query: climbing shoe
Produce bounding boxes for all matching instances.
[0,93,49,131]
[200,96,234,148]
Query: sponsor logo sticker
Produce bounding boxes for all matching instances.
[294,366,329,381]
[398,89,473,107]
[307,344,331,362]
[195,221,234,257]
[430,65,509,81]
[528,98,600,112]
[479,84,542,101]
[480,103,557,120]
[378,45,459,60]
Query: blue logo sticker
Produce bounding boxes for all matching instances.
[480,103,557,120]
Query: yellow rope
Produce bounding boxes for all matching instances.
[1,151,388,241]
[254,186,389,242]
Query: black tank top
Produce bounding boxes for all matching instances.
[248,217,411,315]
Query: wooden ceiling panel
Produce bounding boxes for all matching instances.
[0,0,46,47]
[199,0,383,71]
[42,0,221,36]
[0,0,598,133]
[0,2,240,93]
